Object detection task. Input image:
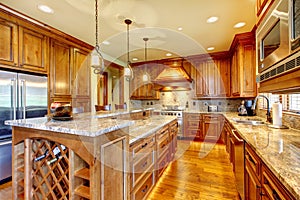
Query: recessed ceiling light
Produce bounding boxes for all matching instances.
[207,47,215,51]
[132,58,138,61]
[102,41,110,45]
[177,27,183,31]
[206,16,219,23]
[37,5,54,14]
[234,22,246,28]
[166,53,172,56]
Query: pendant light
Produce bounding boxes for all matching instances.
[142,37,151,82]
[124,19,134,81]
[91,0,105,74]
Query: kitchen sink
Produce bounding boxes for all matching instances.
[232,118,265,125]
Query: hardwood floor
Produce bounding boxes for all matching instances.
[147,141,239,200]
[0,141,238,200]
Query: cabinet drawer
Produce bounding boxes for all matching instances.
[157,149,169,178]
[156,126,169,140]
[203,114,220,121]
[185,114,201,121]
[131,135,155,161]
[261,164,294,200]
[157,133,169,158]
[184,129,202,138]
[132,151,154,187]
[186,120,201,129]
[132,171,155,200]
[245,144,261,178]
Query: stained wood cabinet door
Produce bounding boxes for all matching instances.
[202,114,222,142]
[19,26,49,73]
[183,113,202,140]
[72,48,91,112]
[50,40,72,101]
[191,57,231,98]
[245,162,262,200]
[0,19,18,67]
[230,33,257,98]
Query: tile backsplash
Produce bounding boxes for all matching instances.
[131,91,245,112]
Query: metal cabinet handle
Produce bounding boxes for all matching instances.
[231,129,243,142]
[11,78,17,120]
[142,185,148,193]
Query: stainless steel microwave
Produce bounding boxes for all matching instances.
[290,0,300,53]
[257,0,289,73]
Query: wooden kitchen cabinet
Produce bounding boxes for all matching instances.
[245,143,295,200]
[49,39,72,103]
[0,18,18,68]
[72,48,91,112]
[183,113,202,140]
[169,120,178,161]
[18,27,49,73]
[230,32,257,98]
[261,164,295,200]
[130,134,156,200]
[202,114,223,142]
[156,125,170,178]
[190,54,231,98]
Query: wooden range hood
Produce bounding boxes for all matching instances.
[152,65,193,91]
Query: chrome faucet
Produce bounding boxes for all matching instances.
[251,94,272,123]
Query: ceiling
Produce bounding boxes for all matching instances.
[1,0,256,64]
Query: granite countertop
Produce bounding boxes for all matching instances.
[4,115,134,137]
[4,109,177,143]
[223,112,300,199]
[128,115,177,144]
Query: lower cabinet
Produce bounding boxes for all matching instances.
[244,143,295,200]
[129,120,178,200]
[183,113,223,142]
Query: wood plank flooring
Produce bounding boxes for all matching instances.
[147,141,239,200]
[0,141,238,200]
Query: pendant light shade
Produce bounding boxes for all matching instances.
[124,19,133,81]
[91,0,105,74]
[142,37,151,82]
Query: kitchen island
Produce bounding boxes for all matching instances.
[5,110,178,200]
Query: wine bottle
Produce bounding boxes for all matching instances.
[34,149,49,162]
[46,145,66,165]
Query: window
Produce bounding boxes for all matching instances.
[289,94,300,111]
[258,93,300,113]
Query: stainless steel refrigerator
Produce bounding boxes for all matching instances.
[0,70,48,183]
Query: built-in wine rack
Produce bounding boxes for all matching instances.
[32,139,70,199]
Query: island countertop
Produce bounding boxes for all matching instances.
[4,109,177,144]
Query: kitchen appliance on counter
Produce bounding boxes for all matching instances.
[208,105,218,112]
[245,100,255,116]
[0,70,48,182]
[238,101,248,116]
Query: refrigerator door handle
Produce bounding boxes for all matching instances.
[11,78,17,120]
[20,79,26,119]
[0,140,12,146]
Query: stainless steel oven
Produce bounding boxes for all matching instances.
[257,0,289,73]
[290,0,300,53]
[160,110,183,139]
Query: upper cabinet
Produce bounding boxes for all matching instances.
[229,32,257,98]
[49,39,72,101]
[18,27,49,73]
[0,17,49,73]
[0,18,18,67]
[189,53,231,98]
